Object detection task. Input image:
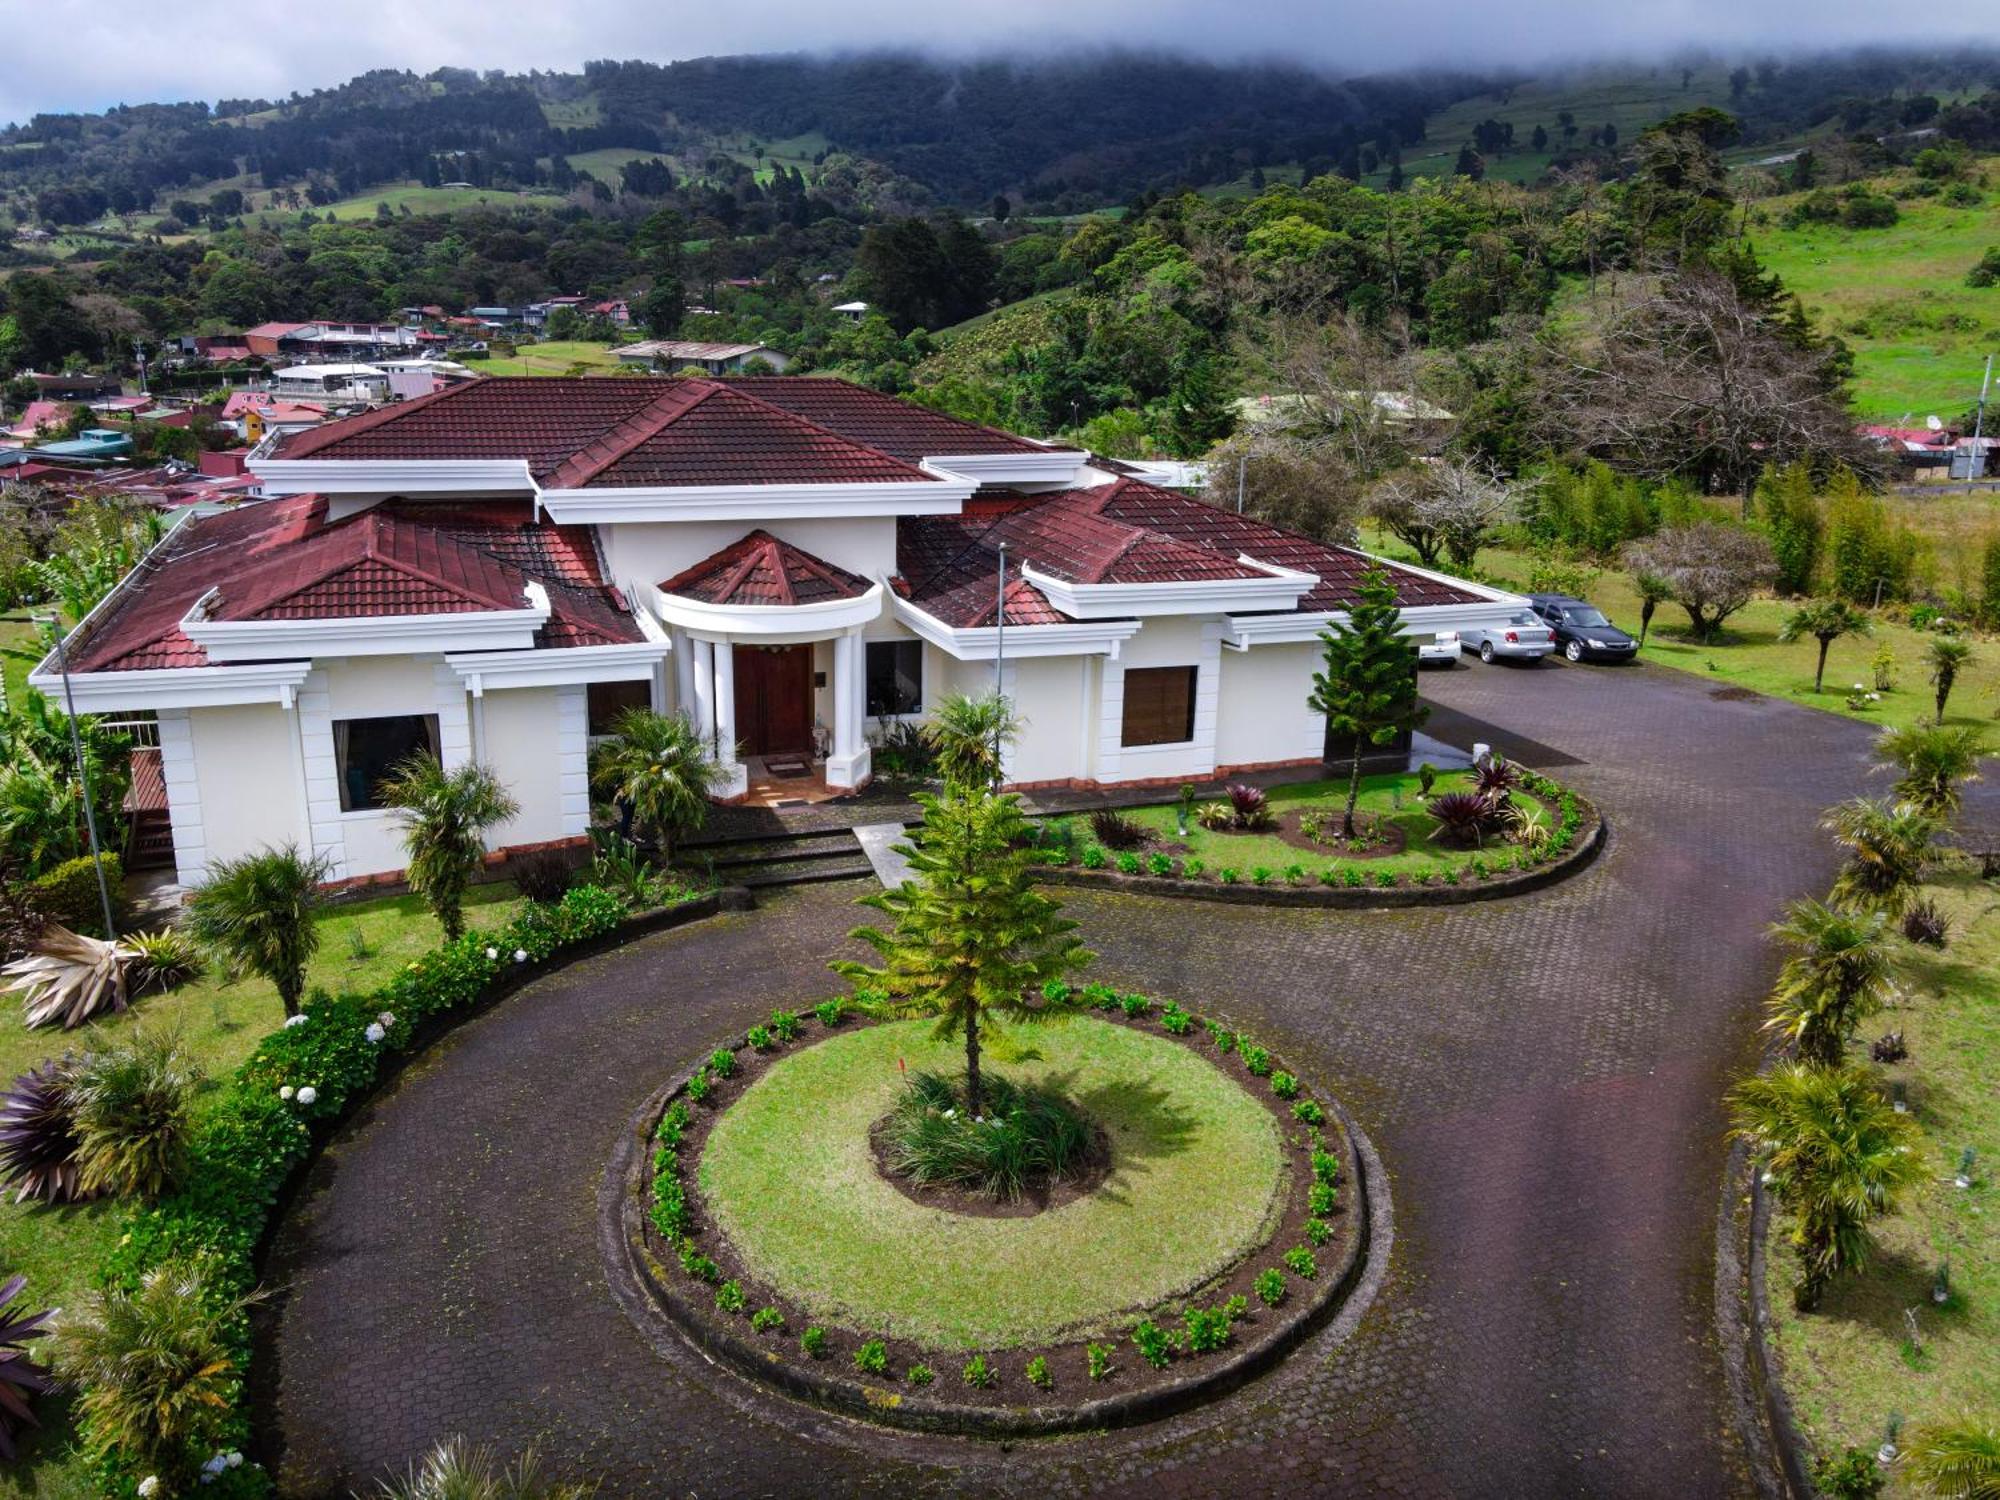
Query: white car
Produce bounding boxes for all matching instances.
[1460,612,1557,664]
[1417,631,1461,667]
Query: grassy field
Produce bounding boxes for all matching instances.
[1752,166,2000,422]
[1,613,41,708]
[0,883,525,1492]
[1764,866,2000,1491]
[471,339,632,377]
[699,1016,1282,1348]
[317,182,567,220]
[1381,526,2000,736]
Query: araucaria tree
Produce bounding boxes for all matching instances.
[1764,899,1894,1066]
[587,708,726,864]
[1622,523,1776,643]
[378,753,520,940]
[183,845,331,1018]
[1311,562,1430,839]
[1778,598,1872,694]
[833,787,1090,1116]
[1730,1061,1924,1310]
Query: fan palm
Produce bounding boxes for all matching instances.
[1765,900,1895,1065]
[373,1436,593,1499]
[1730,1061,1925,1310]
[587,708,726,864]
[1874,723,1988,819]
[378,753,520,940]
[921,691,1021,790]
[1903,1417,2000,1499]
[1820,797,1939,917]
[183,844,331,1018]
[1778,599,1873,694]
[1927,636,1973,724]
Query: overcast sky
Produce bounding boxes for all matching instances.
[4,0,1991,127]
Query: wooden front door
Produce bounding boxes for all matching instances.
[732,644,815,757]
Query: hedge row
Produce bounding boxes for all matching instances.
[90,884,637,1497]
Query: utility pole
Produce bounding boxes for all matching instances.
[1236,453,1247,514]
[992,542,1009,788]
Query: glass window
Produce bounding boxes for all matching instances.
[333,714,439,812]
[587,679,652,737]
[1121,666,1197,748]
[1566,607,1610,627]
[865,640,923,717]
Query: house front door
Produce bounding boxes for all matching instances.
[732,644,815,757]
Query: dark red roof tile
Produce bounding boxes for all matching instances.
[730,376,1072,462]
[660,530,873,608]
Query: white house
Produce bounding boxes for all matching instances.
[32,376,1528,887]
[614,340,792,375]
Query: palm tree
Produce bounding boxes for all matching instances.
[922,691,1022,791]
[1633,570,1672,648]
[378,753,520,940]
[1820,797,1939,917]
[1927,636,1974,724]
[587,708,726,864]
[1778,599,1873,694]
[1730,1061,1925,1310]
[183,845,331,1018]
[1874,723,1988,819]
[1903,1417,2000,1499]
[1765,899,1895,1065]
[374,1437,592,1500]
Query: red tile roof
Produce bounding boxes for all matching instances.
[895,513,1078,629]
[982,492,1268,585]
[276,377,938,489]
[660,530,873,607]
[67,497,640,674]
[729,377,1074,463]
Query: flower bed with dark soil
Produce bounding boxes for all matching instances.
[607,998,1373,1435]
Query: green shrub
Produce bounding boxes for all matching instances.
[750,1306,784,1333]
[1086,1341,1115,1381]
[1309,1181,1338,1216]
[1082,982,1119,1010]
[1250,866,1273,886]
[1118,992,1150,1018]
[715,1280,746,1314]
[854,1338,888,1375]
[768,1008,800,1042]
[1255,1268,1287,1307]
[1313,1148,1340,1185]
[1132,1318,1175,1369]
[678,1243,718,1283]
[1284,864,1307,885]
[685,1069,711,1104]
[1240,1044,1271,1077]
[23,853,123,932]
[801,1326,827,1358]
[1284,1246,1318,1279]
[70,1031,199,1201]
[1081,845,1107,870]
[881,1070,1092,1198]
[1270,1071,1299,1099]
[1025,1354,1052,1389]
[1180,858,1204,880]
[1306,1216,1333,1245]
[1223,1293,1248,1321]
[813,998,847,1027]
[1146,852,1173,877]
[1115,851,1142,875]
[1206,1021,1236,1052]
[1160,1002,1192,1035]
[121,927,206,992]
[962,1352,996,1388]
[905,1362,934,1385]
[1218,866,1239,884]
[1810,1445,1886,1499]
[708,1048,736,1079]
[1182,1305,1233,1353]
[1292,1098,1324,1125]
[655,1101,691,1146]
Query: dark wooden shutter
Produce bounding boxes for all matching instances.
[1121,666,1197,747]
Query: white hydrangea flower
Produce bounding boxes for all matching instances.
[296,1085,319,1106]
[227,1452,243,1468]
[485,947,499,961]
[365,1023,386,1044]
[514,948,528,963]
[138,1479,160,1498]
[280,1085,295,1100]
[377,1011,395,1028]
[285,1014,309,1028]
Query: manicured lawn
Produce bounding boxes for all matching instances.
[1,613,41,708]
[1764,867,2000,1487]
[699,1017,1283,1348]
[0,883,524,1491]
[473,340,633,377]
[1102,769,1505,883]
[317,182,567,220]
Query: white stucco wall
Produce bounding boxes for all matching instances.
[1097,616,1222,784]
[597,517,899,590]
[312,656,471,878]
[1213,642,1325,769]
[1004,655,1090,784]
[186,703,306,869]
[477,686,568,847]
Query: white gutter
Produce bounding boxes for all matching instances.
[1020,555,1318,620]
[889,593,1142,661]
[181,581,552,661]
[643,580,886,640]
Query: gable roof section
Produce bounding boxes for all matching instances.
[895,512,1077,629]
[203,511,533,622]
[660,530,872,608]
[982,491,1268,586]
[731,376,1072,462]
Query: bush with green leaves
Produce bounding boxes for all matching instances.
[1306,1216,1333,1245]
[1240,1044,1271,1077]
[1292,1098,1324,1125]
[962,1352,996,1388]
[801,1326,827,1358]
[750,1305,784,1333]
[1115,850,1143,875]
[746,1025,773,1051]
[1284,1246,1318,1279]
[1160,1001,1192,1035]
[905,1362,935,1385]
[1025,1353,1052,1389]
[1255,1268,1287,1307]
[768,1008,801,1042]
[1086,1342,1115,1381]
[1146,852,1173,877]
[1118,992,1150,1019]
[1269,1071,1299,1099]
[880,1070,1092,1199]
[1182,1305,1233,1353]
[1309,1181,1338,1216]
[813,997,848,1027]
[70,1030,199,1201]
[677,1243,718,1283]
[1809,1445,1885,1500]
[1081,844,1107,870]
[854,1338,888,1375]
[21,852,124,934]
[715,1280,746,1314]
[1206,1021,1236,1052]
[708,1047,736,1079]
[1131,1318,1175,1369]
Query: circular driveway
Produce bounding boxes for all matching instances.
[260,661,1940,1497]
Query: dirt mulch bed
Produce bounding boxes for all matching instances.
[1255,808,1409,861]
[613,1006,1368,1435]
[866,1115,1114,1220]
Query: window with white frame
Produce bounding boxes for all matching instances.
[333,714,439,812]
[1120,666,1197,747]
[865,640,924,717]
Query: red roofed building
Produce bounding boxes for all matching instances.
[35,376,1525,885]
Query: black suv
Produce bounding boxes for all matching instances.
[1526,594,1638,664]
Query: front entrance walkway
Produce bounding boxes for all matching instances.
[260,660,1990,1497]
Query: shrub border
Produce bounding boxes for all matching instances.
[604,1005,1380,1436]
[85,883,731,1497]
[1036,787,1606,908]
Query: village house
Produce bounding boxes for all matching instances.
[614,340,792,374]
[32,377,1529,888]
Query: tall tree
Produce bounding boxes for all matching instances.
[183,845,331,1018]
[1926,637,1973,724]
[834,787,1090,1116]
[1311,563,1430,839]
[1778,599,1872,694]
[1622,523,1775,643]
[378,753,520,940]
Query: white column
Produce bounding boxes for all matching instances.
[671,628,695,718]
[154,707,208,887]
[1095,656,1126,785]
[825,629,871,789]
[709,640,748,799]
[690,637,716,745]
[554,683,591,836]
[431,661,473,770]
[295,667,348,878]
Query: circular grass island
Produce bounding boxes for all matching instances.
[610,998,1377,1433]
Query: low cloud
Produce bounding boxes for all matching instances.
[3,0,1990,126]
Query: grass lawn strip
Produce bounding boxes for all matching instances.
[1764,868,2000,1483]
[698,1017,1285,1349]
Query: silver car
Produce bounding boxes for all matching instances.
[1461,611,1557,664]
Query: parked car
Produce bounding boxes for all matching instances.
[1417,630,1461,667]
[1461,611,1556,664]
[1526,594,1639,664]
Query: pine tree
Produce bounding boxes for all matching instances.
[1310,563,1431,839]
[833,788,1091,1116]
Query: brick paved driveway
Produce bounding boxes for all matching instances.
[262,659,1958,1498]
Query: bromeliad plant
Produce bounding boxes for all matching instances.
[0,1058,92,1205]
[0,1274,53,1462]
